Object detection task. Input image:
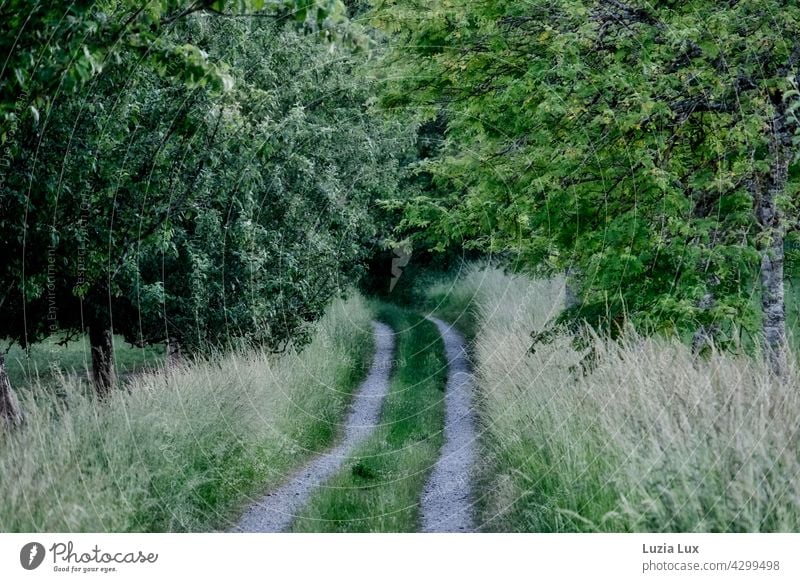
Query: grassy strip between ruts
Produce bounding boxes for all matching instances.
[291,304,447,532]
[0,294,374,532]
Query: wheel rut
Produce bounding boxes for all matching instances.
[232,320,394,532]
[419,317,478,533]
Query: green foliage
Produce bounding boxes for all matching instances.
[373,0,800,339]
[1,8,411,359]
[0,1,352,130]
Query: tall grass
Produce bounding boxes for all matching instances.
[435,266,800,532]
[0,294,374,532]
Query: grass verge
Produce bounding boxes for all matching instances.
[421,273,481,342]
[291,304,447,532]
[438,266,800,532]
[0,294,373,532]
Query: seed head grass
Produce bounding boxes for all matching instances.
[0,294,373,532]
[432,267,800,532]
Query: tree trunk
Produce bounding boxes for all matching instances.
[0,354,23,427]
[166,336,182,369]
[691,288,718,357]
[564,267,581,310]
[759,230,787,375]
[89,325,116,396]
[755,108,790,376]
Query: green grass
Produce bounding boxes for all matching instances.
[788,277,800,352]
[0,294,374,532]
[449,266,800,532]
[421,275,480,342]
[291,303,447,532]
[2,333,164,392]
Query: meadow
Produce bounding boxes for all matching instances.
[0,294,373,532]
[2,335,164,393]
[428,267,800,532]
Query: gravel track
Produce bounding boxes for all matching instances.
[232,320,395,532]
[420,317,478,532]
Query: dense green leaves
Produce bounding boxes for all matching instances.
[1,7,410,371]
[374,0,800,343]
[0,1,355,145]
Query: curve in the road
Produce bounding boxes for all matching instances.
[232,320,395,532]
[420,316,478,532]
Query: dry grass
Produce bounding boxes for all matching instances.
[440,266,800,532]
[0,294,374,532]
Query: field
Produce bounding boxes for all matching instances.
[2,335,164,392]
[0,295,373,532]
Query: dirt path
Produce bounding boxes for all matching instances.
[232,321,395,532]
[420,317,478,532]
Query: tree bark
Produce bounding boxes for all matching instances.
[759,227,788,376]
[755,108,790,376]
[691,285,719,357]
[89,325,116,396]
[564,267,581,310]
[0,354,23,427]
[166,336,182,369]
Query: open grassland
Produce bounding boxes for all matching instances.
[2,334,164,392]
[292,304,447,532]
[0,294,373,532]
[432,267,800,532]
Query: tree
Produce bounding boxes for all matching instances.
[374,0,800,373]
[0,1,351,127]
[1,5,409,394]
